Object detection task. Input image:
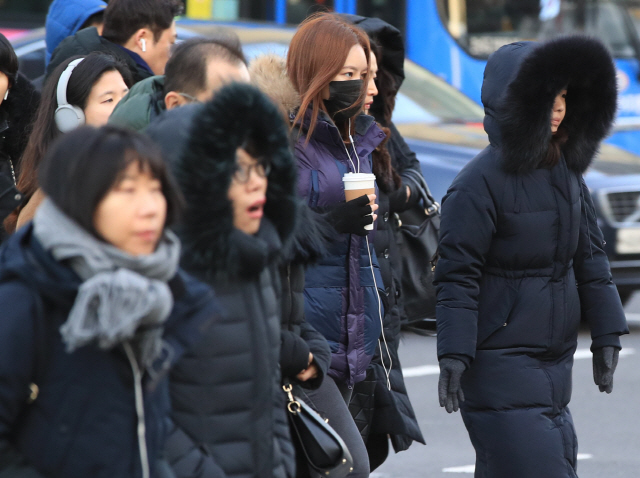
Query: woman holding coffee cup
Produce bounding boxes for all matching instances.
[287,13,386,477]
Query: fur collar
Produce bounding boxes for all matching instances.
[175,83,298,281]
[249,53,301,115]
[482,36,617,174]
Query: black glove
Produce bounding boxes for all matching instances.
[438,357,466,413]
[323,194,373,236]
[593,346,619,394]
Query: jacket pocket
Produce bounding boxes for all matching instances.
[476,275,518,347]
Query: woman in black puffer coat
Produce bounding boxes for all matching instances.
[0,33,40,240]
[147,83,298,478]
[341,16,425,471]
[279,204,331,392]
[435,37,629,478]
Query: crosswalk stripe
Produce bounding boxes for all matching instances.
[443,454,593,473]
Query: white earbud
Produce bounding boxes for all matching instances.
[3,89,8,101]
[141,39,146,52]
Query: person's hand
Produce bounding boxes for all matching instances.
[296,352,319,382]
[593,346,619,393]
[438,357,466,413]
[324,194,378,236]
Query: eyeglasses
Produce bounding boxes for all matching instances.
[232,161,272,184]
[178,92,201,103]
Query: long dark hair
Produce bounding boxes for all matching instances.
[0,32,18,88]
[540,125,569,169]
[4,53,132,233]
[369,39,399,128]
[39,125,183,237]
[368,41,401,193]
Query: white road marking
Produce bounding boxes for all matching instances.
[443,454,593,473]
[402,365,440,377]
[443,465,475,473]
[403,349,635,378]
[625,313,640,325]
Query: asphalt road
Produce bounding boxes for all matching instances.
[372,295,640,478]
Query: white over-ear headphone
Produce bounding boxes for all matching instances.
[54,58,86,133]
[141,38,146,52]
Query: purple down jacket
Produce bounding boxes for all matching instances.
[292,109,386,386]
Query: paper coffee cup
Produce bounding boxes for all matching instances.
[343,172,376,230]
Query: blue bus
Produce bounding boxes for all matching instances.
[398,0,640,155]
[262,0,640,155]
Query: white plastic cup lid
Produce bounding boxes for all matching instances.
[342,172,375,190]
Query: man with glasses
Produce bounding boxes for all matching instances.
[109,35,250,131]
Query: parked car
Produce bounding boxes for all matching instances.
[10,21,640,303]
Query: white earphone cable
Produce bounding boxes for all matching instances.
[342,124,391,390]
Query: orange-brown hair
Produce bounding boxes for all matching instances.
[287,13,370,143]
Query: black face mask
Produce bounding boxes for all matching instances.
[323,79,364,122]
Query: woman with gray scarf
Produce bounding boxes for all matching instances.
[0,125,218,478]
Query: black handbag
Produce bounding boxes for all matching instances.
[397,169,440,334]
[283,381,354,477]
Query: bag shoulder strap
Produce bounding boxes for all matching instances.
[403,169,439,214]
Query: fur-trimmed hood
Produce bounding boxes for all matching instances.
[249,53,300,116]
[482,36,617,174]
[146,83,298,281]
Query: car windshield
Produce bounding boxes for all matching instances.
[440,0,638,59]
[243,42,484,124]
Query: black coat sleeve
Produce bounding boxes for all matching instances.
[388,122,424,210]
[434,169,498,362]
[297,320,330,389]
[574,179,629,349]
[164,417,226,478]
[0,282,46,478]
[279,330,311,379]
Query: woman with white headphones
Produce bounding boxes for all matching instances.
[4,53,131,233]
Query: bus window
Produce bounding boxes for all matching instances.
[286,0,335,24]
[399,60,484,123]
[437,0,640,60]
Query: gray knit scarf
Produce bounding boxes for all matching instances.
[32,199,181,368]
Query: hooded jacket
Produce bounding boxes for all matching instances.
[278,203,332,389]
[331,15,425,465]
[0,73,39,241]
[109,75,166,132]
[46,27,152,85]
[250,55,332,390]
[45,0,107,66]
[0,225,218,478]
[146,83,298,478]
[434,37,629,478]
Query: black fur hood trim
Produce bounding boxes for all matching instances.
[0,73,40,166]
[175,83,298,280]
[482,36,617,174]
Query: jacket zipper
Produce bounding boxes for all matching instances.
[123,342,150,478]
[341,132,392,390]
